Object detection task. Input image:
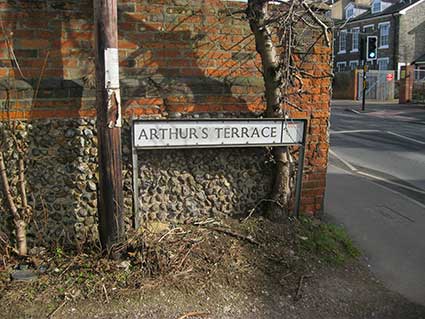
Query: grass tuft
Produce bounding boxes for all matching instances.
[298,217,360,265]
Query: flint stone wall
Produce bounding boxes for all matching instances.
[0,116,273,246]
[137,148,273,224]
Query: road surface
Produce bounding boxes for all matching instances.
[325,101,425,306]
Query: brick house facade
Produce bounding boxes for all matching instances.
[333,0,425,75]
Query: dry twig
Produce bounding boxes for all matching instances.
[102,284,110,304]
[295,274,312,301]
[208,227,260,246]
[48,300,67,319]
[177,311,210,319]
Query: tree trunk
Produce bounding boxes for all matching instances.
[0,151,19,219]
[18,157,28,210]
[15,220,27,256]
[0,151,29,255]
[247,0,292,221]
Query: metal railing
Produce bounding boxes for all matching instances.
[357,70,395,101]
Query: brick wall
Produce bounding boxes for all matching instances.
[399,1,425,65]
[0,0,266,117]
[0,0,332,243]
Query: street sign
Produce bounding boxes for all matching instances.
[132,119,305,149]
[386,73,394,81]
[131,118,307,226]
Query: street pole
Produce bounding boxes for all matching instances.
[94,0,124,256]
[362,63,367,112]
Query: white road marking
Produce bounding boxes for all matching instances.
[386,131,425,145]
[355,171,425,211]
[329,149,358,171]
[330,163,425,211]
[348,108,361,114]
[356,171,425,196]
[331,129,425,146]
[330,129,380,134]
[329,149,425,196]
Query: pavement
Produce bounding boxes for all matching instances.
[325,100,425,306]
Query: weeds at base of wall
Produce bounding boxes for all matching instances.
[297,217,360,265]
[0,215,360,318]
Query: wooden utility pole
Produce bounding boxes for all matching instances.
[94,0,124,255]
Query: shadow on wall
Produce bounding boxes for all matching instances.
[0,0,256,246]
[0,0,95,247]
[3,0,92,111]
[120,9,250,113]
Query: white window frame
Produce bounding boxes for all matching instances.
[377,57,389,70]
[351,27,360,52]
[345,3,355,19]
[336,62,347,72]
[378,22,390,49]
[371,0,381,14]
[338,30,347,54]
[349,60,359,70]
[397,62,406,79]
[363,24,374,32]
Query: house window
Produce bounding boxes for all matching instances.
[363,24,374,34]
[351,28,360,51]
[377,58,389,70]
[337,62,347,72]
[415,66,425,80]
[372,0,381,13]
[345,4,354,19]
[349,60,359,70]
[379,23,390,48]
[339,30,347,53]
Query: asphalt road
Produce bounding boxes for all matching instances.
[325,100,425,306]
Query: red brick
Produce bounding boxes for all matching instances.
[16,39,49,49]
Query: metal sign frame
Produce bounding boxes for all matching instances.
[131,118,307,228]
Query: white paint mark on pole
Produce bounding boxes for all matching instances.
[104,48,121,128]
[104,48,120,89]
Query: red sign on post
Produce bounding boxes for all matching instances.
[386,73,394,81]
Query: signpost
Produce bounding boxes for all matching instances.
[362,64,368,112]
[131,119,306,227]
[386,73,394,82]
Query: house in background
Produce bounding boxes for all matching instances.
[332,0,425,77]
[328,0,371,19]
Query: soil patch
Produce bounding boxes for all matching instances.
[1,217,424,319]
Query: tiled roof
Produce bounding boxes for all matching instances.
[413,53,425,64]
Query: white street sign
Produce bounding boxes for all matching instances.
[133,119,305,149]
